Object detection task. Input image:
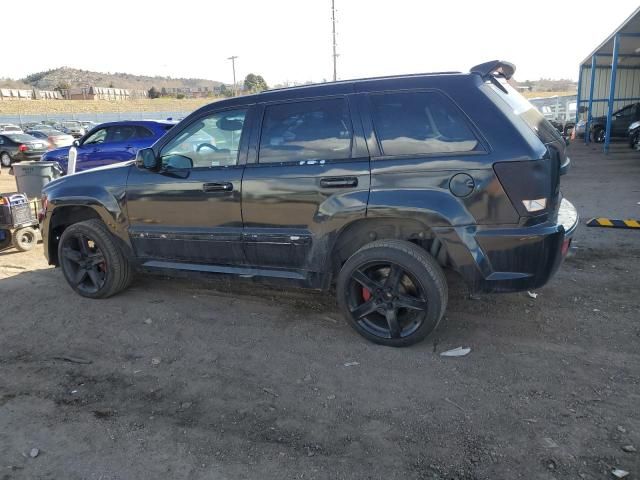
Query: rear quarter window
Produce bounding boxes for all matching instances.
[369,91,481,156]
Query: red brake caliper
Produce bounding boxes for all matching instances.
[362,287,372,301]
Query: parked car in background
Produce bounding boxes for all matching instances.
[42,120,175,174]
[0,124,24,135]
[80,121,98,132]
[590,102,640,142]
[574,119,586,138]
[627,120,640,149]
[40,60,578,347]
[25,129,75,150]
[58,121,86,138]
[0,133,48,167]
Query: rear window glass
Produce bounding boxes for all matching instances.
[488,79,562,144]
[369,91,480,156]
[6,134,33,142]
[259,98,353,164]
[135,126,155,138]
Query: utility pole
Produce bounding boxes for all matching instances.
[227,56,238,96]
[331,0,338,81]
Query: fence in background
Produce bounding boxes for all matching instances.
[0,111,192,125]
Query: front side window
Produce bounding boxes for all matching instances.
[369,91,480,156]
[259,98,352,164]
[83,128,107,145]
[160,109,247,168]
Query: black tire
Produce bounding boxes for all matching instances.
[592,126,605,143]
[0,152,11,168]
[58,219,133,298]
[630,133,639,149]
[0,229,12,250]
[563,124,574,137]
[336,239,448,347]
[13,227,37,252]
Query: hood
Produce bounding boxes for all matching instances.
[43,146,71,161]
[43,160,133,193]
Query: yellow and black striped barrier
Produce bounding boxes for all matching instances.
[587,217,640,229]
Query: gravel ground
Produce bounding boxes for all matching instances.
[0,142,638,480]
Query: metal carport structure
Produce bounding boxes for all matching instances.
[577,6,640,152]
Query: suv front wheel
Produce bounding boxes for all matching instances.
[336,239,448,347]
[58,219,133,299]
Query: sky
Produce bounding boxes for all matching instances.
[4,0,639,85]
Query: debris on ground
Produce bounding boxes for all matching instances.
[151,357,161,366]
[440,347,471,357]
[542,437,559,449]
[144,318,153,325]
[618,426,627,433]
[612,469,629,478]
[327,394,336,400]
[622,445,636,453]
[29,448,39,458]
[343,361,359,367]
[52,355,92,365]
[262,387,279,397]
[527,291,538,299]
[303,374,312,382]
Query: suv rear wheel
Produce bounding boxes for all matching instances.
[592,126,605,143]
[58,219,133,299]
[336,239,447,347]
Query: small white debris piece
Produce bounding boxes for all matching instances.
[617,425,627,433]
[151,357,161,366]
[71,390,78,394]
[542,437,559,448]
[622,445,636,453]
[144,318,152,325]
[440,347,471,357]
[29,448,39,458]
[527,291,538,299]
[612,469,629,478]
[343,361,359,367]
[262,387,279,397]
[326,394,336,400]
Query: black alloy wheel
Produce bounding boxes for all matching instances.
[337,239,447,347]
[60,232,108,295]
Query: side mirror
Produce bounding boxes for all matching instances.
[136,148,160,170]
[72,140,80,147]
[164,154,193,170]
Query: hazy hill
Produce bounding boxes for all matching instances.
[6,67,223,91]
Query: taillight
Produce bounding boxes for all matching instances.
[561,238,571,256]
[494,158,557,217]
[18,144,28,152]
[38,193,48,222]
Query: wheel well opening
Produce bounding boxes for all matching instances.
[48,206,101,265]
[330,218,450,277]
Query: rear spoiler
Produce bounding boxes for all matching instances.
[470,60,516,80]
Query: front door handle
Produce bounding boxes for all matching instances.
[319,176,358,188]
[203,182,233,192]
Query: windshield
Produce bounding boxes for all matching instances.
[488,79,563,144]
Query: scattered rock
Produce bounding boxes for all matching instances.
[303,374,312,382]
[542,437,559,449]
[618,426,627,434]
[327,394,336,400]
[180,402,192,410]
[622,445,636,453]
[343,361,359,367]
[29,448,39,458]
[151,357,161,366]
[144,318,153,325]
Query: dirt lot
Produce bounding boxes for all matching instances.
[0,142,638,480]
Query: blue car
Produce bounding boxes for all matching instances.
[42,120,175,174]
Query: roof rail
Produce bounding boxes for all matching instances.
[470,60,516,80]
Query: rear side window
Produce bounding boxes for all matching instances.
[107,125,136,142]
[259,98,352,164]
[135,126,155,138]
[369,91,479,156]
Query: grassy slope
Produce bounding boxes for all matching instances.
[0,98,219,115]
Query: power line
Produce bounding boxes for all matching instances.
[227,56,238,96]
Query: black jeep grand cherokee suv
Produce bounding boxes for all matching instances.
[41,61,578,347]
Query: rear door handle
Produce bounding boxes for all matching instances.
[319,176,358,188]
[203,182,233,192]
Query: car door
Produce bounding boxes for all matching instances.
[125,107,251,265]
[241,96,370,273]
[75,126,108,171]
[613,104,635,136]
[97,124,140,165]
